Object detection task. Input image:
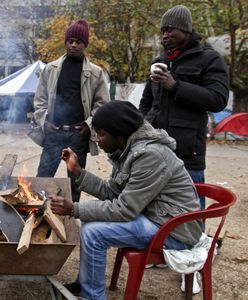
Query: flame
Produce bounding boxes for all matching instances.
[17,165,39,202]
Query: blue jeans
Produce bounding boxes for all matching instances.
[187,169,205,209]
[79,215,187,300]
[37,126,89,202]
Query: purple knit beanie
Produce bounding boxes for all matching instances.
[64,19,89,47]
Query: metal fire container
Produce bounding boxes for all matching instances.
[0,177,79,275]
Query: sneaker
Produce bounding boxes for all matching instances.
[145,264,155,269]
[145,263,168,269]
[64,281,81,296]
[155,263,168,269]
[181,272,201,294]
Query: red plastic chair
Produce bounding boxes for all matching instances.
[109,183,237,300]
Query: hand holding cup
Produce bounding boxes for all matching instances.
[150,63,176,90]
[150,63,168,75]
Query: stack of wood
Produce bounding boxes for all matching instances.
[0,154,67,255]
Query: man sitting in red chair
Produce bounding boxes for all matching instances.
[50,100,202,300]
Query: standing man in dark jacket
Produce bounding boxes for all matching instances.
[139,5,229,209]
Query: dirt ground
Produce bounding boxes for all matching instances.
[0,124,247,300]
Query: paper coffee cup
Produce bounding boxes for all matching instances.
[150,63,168,75]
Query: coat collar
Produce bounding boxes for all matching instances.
[109,120,176,161]
[50,54,93,74]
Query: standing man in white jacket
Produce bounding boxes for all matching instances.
[33,19,110,202]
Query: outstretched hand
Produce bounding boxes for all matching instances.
[49,195,73,216]
[61,147,81,177]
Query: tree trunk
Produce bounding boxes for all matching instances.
[232,85,248,112]
[233,95,248,113]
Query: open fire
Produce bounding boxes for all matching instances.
[0,166,67,254]
[0,154,78,277]
[17,175,40,203]
[14,165,44,204]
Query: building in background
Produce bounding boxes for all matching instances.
[0,0,86,78]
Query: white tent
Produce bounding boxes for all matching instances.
[0,61,45,122]
[0,61,45,96]
[112,83,145,107]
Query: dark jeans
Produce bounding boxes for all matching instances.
[37,127,89,202]
[187,169,205,209]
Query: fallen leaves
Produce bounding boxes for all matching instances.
[235,256,248,263]
[226,231,242,240]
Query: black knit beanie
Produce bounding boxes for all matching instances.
[160,5,192,33]
[92,100,144,137]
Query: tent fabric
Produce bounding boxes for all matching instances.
[0,61,45,96]
[126,83,146,108]
[0,65,31,87]
[211,109,232,125]
[214,113,248,136]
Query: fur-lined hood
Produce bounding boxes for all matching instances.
[127,120,176,151]
[108,120,176,161]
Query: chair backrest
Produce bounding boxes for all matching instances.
[146,183,237,255]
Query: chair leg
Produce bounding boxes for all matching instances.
[185,273,193,300]
[123,253,146,300]
[109,249,124,291]
[201,267,213,300]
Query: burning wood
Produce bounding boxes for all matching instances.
[17,176,40,203]
[0,155,77,276]
[44,205,66,242]
[1,175,67,253]
[17,210,36,254]
[0,156,70,256]
[0,185,45,207]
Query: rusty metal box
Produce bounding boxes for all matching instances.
[0,177,79,275]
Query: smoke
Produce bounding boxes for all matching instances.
[0,95,34,124]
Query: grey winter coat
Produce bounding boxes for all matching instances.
[74,121,202,246]
[33,55,110,155]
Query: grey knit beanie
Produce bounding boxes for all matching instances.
[160,5,192,33]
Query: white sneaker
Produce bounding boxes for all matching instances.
[145,264,155,269]
[145,263,168,269]
[155,263,168,269]
[181,272,201,294]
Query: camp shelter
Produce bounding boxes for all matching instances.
[0,61,45,123]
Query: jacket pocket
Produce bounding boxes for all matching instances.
[168,118,198,158]
[27,125,44,147]
[114,172,130,186]
[175,67,201,84]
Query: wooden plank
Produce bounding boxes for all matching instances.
[47,276,79,300]
[43,205,66,242]
[0,188,18,196]
[0,154,18,190]
[16,212,36,255]
[14,200,46,208]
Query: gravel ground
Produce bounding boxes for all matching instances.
[0,124,247,300]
